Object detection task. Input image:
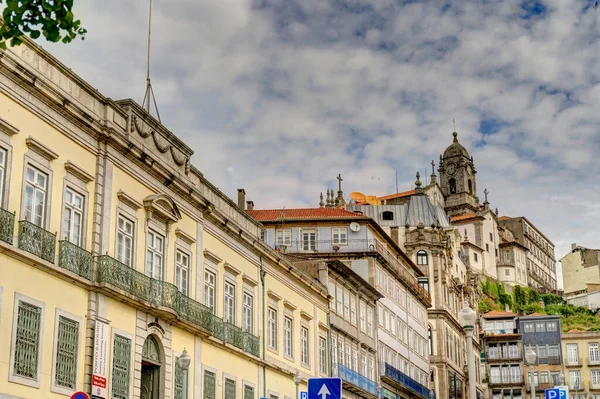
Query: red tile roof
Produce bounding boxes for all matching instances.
[499,216,512,221]
[247,208,368,222]
[450,212,478,223]
[483,310,516,319]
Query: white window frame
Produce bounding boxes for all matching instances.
[332,227,348,245]
[301,229,317,251]
[51,308,83,395]
[224,279,236,325]
[590,343,600,363]
[204,268,217,314]
[242,291,254,333]
[301,326,310,366]
[22,164,49,228]
[268,307,278,350]
[319,336,327,375]
[61,187,85,246]
[366,306,373,337]
[145,230,165,280]
[0,146,7,208]
[116,214,135,267]
[359,300,366,332]
[276,229,291,246]
[9,293,46,388]
[567,343,579,364]
[350,295,356,325]
[284,316,293,358]
[175,249,190,296]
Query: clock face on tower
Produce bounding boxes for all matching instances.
[446,162,456,175]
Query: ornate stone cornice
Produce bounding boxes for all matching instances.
[0,116,19,136]
[26,136,58,160]
[64,160,94,183]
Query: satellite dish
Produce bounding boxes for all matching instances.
[366,195,381,205]
[350,222,361,232]
[350,192,367,203]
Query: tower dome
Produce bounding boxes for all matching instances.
[443,132,470,160]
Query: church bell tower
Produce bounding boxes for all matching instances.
[438,132,478,216]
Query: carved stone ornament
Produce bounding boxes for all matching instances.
[131,115,191,174]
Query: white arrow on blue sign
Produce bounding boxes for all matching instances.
[308,378,342,399]
[545,388,561,399]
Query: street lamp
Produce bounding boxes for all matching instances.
[525,345,537,399]
[294,371,302,399]
[377,384,382,399]
[558,372,565,386]
[178,348,191,370]
[458,301,477,399]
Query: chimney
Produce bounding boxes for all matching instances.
[572,243,577,251]
[246,201,254,211]
[237,188,246,210]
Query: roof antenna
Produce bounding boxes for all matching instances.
[395,170,399,194]
[142,0,161,122]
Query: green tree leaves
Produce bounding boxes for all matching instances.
[0,0,86,50]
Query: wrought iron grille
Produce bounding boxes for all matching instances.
[243,332,260,357]
[224,322,245,350]
[224,378,236,399]
[203,371,216,399]
[0,207,14,244]
[55,316,79,389]
[174,356,187,399]
[244,385,255,399]
[14,301,42,379]
[58,240,92,280]
[18,220,56,263]
[111,334,131,399]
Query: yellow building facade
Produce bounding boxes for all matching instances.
[0,39,329,399]
[562,330,600,399]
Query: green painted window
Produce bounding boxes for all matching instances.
[244,385,255,399]
[204,370,216,399]
[111,334,131,399]
[174,356,187,399]
[55,316,79,389]
[14,301,42,379]
[224,378,236,399]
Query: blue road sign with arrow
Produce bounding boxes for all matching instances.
[308,378,341,399]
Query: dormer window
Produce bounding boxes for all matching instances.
[382,211,394,221]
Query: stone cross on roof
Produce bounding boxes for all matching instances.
[484,188,489,203]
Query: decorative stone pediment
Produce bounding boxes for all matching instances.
[144,193,181,224]
[26,136,58,161]
[64,161,94,183]
[0,117,19,136]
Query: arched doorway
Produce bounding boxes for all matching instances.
[141,335,162,399]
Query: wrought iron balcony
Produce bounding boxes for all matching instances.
[18,220,56,263]
[333,364,378,396]
[58,240,92,280]
[95,254,260,357]
[0,207,15,244]
[382,363,430,399]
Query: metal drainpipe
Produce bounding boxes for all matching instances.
[260,256,267,398]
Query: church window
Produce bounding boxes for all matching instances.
[468,179,473,194]
[417,250,428,265]
[486,244,489,252]
[382,211,394,221]
[473,253,478,262]
[428,327,433,356]
[449,178,457,194]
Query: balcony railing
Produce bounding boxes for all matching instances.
[487,352,521,361]
[58,240,92,280]
[18,220,56,263]
[489,377,522,386]
[333,364,378,396]
[96,254,260,357]
[382,363,430,399]
[0,207,15,244]
[547,356,561,365]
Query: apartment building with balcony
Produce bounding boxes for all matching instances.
[518,314,563,394]
[247,207,432,399]
[562,330,600,398]
[499,217,557,293]
[481,311,524,399]
[497,226,528,291]
[0,39,330,399]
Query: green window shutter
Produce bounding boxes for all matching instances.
[244,385,255,399]
[174,356,187,399]
[204,371,216,399]
[14,301,42,379]
[225,378,236,399]
[111,334,131,399]
[55,316,79,389]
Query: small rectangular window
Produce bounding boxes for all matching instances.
[145,230,164,280]
[535,322,546,332]
[23,165,48,227]
[0,147,6,207]
[268,307,278,350]
[244,385,255,399]
[260,230,267,242]
[319,337,327,374]
[224,378,236,399]
[204,269,216,313]
[116,215,134,266]
[332,228,348,244]
[111,334,131,399]
[546,321,557,331]
[359,300,366,332]
[276,229,291,245]
[62,187,84,246]
[486,243,489,252]
[301,326,309,365]
[243,292,254,333]
[224,280,236,324]
[474,253,478,262]
[284,316,293,357]
[175,250,190,296]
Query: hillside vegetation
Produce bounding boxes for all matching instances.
[478,279,600,332]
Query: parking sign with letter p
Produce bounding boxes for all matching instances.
[545,388,560,399]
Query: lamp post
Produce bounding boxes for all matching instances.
[558,372,565,386]
[377,384,382,399]
[178,348,191,394]
[525,345,537,399]
[294,371,302,399]
[458,301,477,399]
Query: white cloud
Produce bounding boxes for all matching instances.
[44,0,600,286]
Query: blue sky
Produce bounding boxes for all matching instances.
[44,0,600,284]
